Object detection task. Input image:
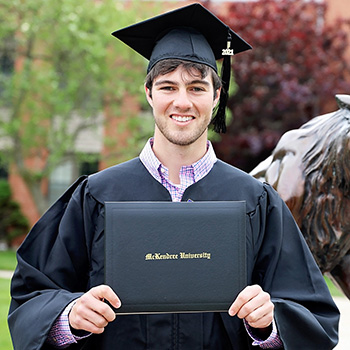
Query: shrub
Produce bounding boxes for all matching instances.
[211,0,350,171]
[0,180,29,247]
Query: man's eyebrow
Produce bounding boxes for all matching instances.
[154,80,177,86]
[154,79,210,86]
[187,79,211,86]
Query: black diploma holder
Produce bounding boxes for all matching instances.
[104,201,247,314]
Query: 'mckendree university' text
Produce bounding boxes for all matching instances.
[145,252,211,261]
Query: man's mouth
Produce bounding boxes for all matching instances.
[171,115,194,122]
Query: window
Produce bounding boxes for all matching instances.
[48,157,99,205]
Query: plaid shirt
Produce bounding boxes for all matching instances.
[46,139,282,349]
[139,138,217,202]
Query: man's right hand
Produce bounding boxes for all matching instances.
[69,285,121,334]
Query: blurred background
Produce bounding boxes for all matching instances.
[0,0,349,348]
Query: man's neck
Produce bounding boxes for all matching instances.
[152,134,208,184]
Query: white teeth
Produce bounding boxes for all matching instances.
[172,115,193,122]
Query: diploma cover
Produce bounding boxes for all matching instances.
[104,201,246,314]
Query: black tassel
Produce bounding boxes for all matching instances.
[211,30,233,134]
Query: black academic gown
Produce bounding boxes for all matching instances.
[8,158,339,350]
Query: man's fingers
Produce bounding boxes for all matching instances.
[236,288,271,319]
[69,285,121,334]
[70,306,109,333]
[229,285,262,316]
[90,285,121,309]
[228,285,274,328]
[74,292,116,322]
[243,301,274,329]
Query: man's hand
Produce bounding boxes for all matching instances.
[69,285,121,334]
[228,285,274,330]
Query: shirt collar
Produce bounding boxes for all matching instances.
[139,138,217,184]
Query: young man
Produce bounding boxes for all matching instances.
[8,4,339,349]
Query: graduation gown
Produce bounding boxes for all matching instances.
[8,158,339,350]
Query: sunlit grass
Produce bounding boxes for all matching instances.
[0,250,16,349]
[0,278,12,350]
[325,275,344,298]
[0,250,17,271]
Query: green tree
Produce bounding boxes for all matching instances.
[0,180,28,247]
[0,0,156,214]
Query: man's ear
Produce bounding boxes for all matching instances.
[213,87,221,108]
[144,84,153,108]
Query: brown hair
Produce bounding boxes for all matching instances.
[145,59,222,99]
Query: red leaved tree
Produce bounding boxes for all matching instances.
[210,0,350,171]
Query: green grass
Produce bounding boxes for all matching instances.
[0,250,17,271]
[325,275,344,297]
[0,278,12,350]
[0,251,16,349]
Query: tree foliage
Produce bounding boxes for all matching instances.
[0,180,28,247]
[211,0,350,171]
[0,0,155,213]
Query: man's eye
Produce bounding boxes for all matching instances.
[191,87,205,92]
[160,86,174,91]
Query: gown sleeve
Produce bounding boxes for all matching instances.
[248,183,339,349]
[8,176,99,350]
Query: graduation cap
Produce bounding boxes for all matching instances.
[112,3,252,133]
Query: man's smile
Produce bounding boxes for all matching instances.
[170,115,195,123]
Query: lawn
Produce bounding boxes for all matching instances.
[325,275,344,297]
[0,250,16,349]
[0,250,17,271]
[0,278,12,350]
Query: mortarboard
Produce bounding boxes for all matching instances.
[112,3,252,133]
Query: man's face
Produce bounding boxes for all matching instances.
[145,65,220,147]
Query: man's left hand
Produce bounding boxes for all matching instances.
[228,285,274,330]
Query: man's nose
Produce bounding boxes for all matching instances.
[173,90,192,109]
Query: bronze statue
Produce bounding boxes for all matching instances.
[251,94,350,299]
